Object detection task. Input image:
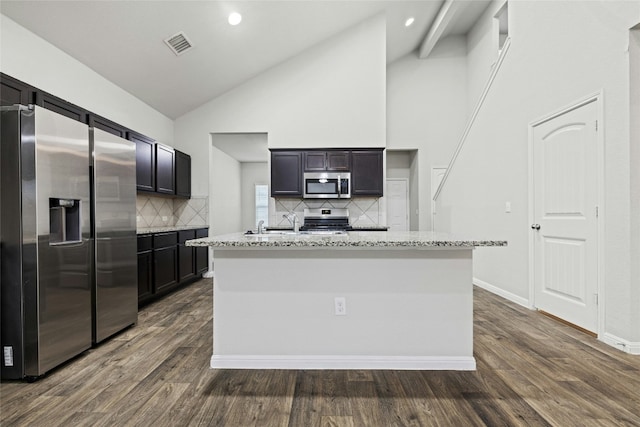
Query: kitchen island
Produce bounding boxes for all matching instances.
[186,231,506,371]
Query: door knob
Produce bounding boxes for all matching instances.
[531,224,541,230]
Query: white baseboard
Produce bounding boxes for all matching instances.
[210,355,476,371]
[473,277,530,308]
[602,333,640,355]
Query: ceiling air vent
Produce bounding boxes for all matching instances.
[164,31,193,56]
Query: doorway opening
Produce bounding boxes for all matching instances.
[210,133,269,234]
[386,150,418,230]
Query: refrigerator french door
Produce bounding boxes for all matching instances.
[1,105,92,380]
[90,128,137,344]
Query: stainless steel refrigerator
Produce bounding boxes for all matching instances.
[90,127,137,344]
[1,105,137,380]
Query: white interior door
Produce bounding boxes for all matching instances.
[386,179,409,231]
[532,100,599,333]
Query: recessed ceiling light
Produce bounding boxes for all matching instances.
[405,17,415,27]
[228,12,242,26]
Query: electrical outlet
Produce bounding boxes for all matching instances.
[334,297,346,316]
[162,216,168,222]
[505,202,511,213]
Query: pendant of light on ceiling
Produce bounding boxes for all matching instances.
[228,12,242,26]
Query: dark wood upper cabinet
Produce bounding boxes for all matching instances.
[175,150,191,198]
[128,131,155,193]
[0,74,34,106]
[156,143,175,195]
[1,73,195,199]
[89,114,128,138]
[326,151,351,171]
[303,150,350,171]
[35,91,87,123]
[303,152,327,171]
[351,149,384,197]
[271,151,303,197]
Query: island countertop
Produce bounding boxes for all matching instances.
[185,231,507,249]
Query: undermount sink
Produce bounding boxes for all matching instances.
[243,229,347,237]
[244,230,298,237]
[300,230,347,235]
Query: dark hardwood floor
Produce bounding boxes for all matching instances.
[1,278,639,426]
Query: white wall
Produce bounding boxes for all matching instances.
[210,144,242,235]
[386,36,468,230]
[466,1,505,116]
[174,14,387,205]
[0,15,173,144]
[241,162,269,231]
[436,0,640,346]
[629,25,640,344]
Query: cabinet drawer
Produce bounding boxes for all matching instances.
[178,229,196,244]
[195,228,209,239]
[153,232,178,249]
[137,235,153,252]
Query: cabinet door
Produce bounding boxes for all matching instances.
[35,91,87,123]
[89,114,128,138]
[178,230,196,282]
[271,151,302,197]
[137,250,154,302]
[351,150,384,196]
[156,143,176,195]
[326,151,351,171]
[304,152,326,171]
[175,150,191,198]
[1,74,34,106]
[128,131,155,193]
[195,228,209,274]
[178,245,195,282]
[154,246,178,292]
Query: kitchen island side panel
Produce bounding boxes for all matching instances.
[211,248,474,370]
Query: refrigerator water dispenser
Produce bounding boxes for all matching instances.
[49,198,81,244]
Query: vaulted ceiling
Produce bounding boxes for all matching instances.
[1,1,490,119]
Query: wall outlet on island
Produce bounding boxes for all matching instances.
[334,297,346,316]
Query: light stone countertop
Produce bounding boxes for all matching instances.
[137,225,209,235]
[185,231,507,249]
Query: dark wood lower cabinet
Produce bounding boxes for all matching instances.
[137,227,209,306]
[178,230,196,282]
[154,246,178,293]
[137,251,154,302]
[195,228,209,274]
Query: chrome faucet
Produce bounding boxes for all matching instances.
[257,220,265,234]
[283,212,300,232]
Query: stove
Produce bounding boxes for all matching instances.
[299,208,352,232]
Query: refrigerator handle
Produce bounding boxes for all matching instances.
[89,165,95,239]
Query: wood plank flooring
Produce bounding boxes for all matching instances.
[1,278,639,426]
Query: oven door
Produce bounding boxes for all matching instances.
[303,173,350,199]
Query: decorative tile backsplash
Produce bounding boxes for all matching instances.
[136,195,208,228]
[272,198,382,227]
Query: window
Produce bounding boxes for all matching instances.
[255,184,269,227]
[495,2,509,54]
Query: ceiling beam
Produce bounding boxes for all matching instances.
[418,0,464,59]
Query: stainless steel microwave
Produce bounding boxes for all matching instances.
[303,172,351,199]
